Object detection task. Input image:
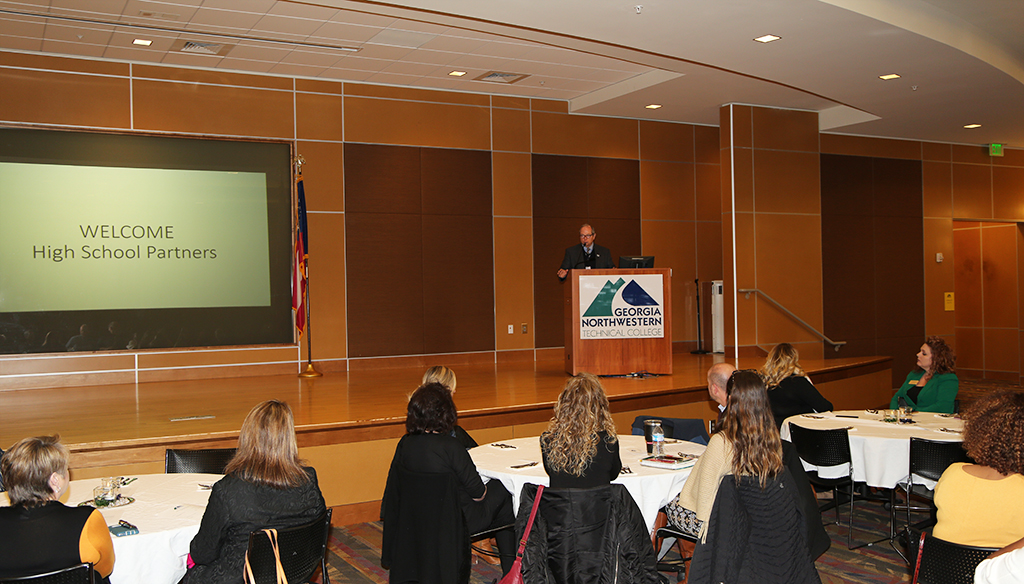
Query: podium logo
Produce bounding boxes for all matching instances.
[578,275,664,339]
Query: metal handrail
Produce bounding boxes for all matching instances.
[737,288,846,351]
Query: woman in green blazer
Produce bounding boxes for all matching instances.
[890,336,959,413]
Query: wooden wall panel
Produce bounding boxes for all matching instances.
[952,163,993,219]
[494,217,534,351]
[639,120,694,163]
[296,91,343,141]
[533,216,579,348]
[752,107,818,152]
[345,212,424,357]
[492,152,532,217]
[923,161,953,218]
[344,96,490,150]
[820,134,921,159]
[0,69,130,128]
[531,111,638,159]
[924,218,955,337]
[588,157,641,220]
[421,148,492,216]
[532,154,588,218]
[306,213,347,361]
[492,107,531,153]
[422,215,494,353]
[640,160,695,222]
[752,150,820,214]
[642,220,696,342]
[296,141,344,212]
[344,144,420,214]
[133,80,293,138]
[993,166,1024,220]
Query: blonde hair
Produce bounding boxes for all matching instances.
[224,400,309,489]
[1,435,69,507]
[761,343,805,389]
[422,365,457,392]
[541,373,617,476]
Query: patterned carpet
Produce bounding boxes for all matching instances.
[319,494,918,584]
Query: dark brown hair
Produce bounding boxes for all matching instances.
[224,400,309,489]
[720,370,783,486]
[0,435,68,507]
[962,391,1024,476]
[921,336,956,375]
[406,383,457,435]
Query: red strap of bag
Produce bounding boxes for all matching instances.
[499,484,544,584]
[912,532,926,584]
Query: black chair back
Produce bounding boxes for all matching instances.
[913,532,996,584]
[909,438,970,483]
[0,563,94,584]
[245,508,332,584]
[631,416,710,446]
[788,424,851,467]
[164,448,236,474]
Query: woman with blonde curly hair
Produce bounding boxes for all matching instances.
[541,373,622,488]
[933,391,1024,547]
[664,370,784,537]
[761,343,832,428]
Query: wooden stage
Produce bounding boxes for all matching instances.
[0,352,892,518]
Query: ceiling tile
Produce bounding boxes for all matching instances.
[309,21,381,44]
[364,70,426,86]
[354,43,414,60]
[187,7,262,30]
[217,56,276,73]
[279,49,343,68]
[200,0,274,12]
[252,14,324,37]
[446,53,507,70]
[103,45,165,62]
[0,15,45,36]
[469,40,532,60]
[159,50,227,68]
[317,67,373,82]
[327,54,389,73]
[0,34,43,51]
[400,47,459,66]
[49,0,128,19]
[380,60,439,76]
[418,34,487,54]
[43,21,115,44]
[41,38,107,57]
[391,21,449,35]
[109,29,177,51]
[330,10,394,28]
[122,0,198,22]
[266,2,337,20]
[225,42,290,62]
[267,61,326,77]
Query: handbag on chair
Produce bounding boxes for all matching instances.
[499,485,544,584]
[244,528,288,584]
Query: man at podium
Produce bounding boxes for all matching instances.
[556,224,614,280]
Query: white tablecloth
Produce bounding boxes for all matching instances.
[470,435,705,532]
[781,410,964,489]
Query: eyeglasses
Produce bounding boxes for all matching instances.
[579,232,595,239]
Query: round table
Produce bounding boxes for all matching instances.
[781,410,964,489]
[2,473,219,584]
[470,434,705,532]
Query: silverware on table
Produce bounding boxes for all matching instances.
[509,461,538,469]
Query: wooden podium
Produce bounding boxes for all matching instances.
[564,268,672,375]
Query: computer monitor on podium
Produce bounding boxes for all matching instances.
[618,256,654,269]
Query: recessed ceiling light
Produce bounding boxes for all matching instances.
[964,124,982,129]
[645,104,662,109]
[879,73,901,80]
[754,34,781,43]
[448,70,467,77]
[133,39,153,46]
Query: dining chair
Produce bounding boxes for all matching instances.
[630,416,711,446]
[787,423,863,549]
[164,447,236,474]
[890,437,970,561]
[912,532,996,584]
[0,563,94,584]
[244,508,332,584]
[652,522,696,582]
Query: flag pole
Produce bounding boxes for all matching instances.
[295,155,322,378]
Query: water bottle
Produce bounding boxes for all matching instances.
[652,422,665,456]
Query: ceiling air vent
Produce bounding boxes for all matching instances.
[170,39,233,57]
[474,71,529,84]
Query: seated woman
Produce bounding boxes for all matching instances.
[422,365,477,449]
[761,343,833,427]
[541,372,622,488]
[933,391,1024,548]
[664,370,783,538]
[0,435,115,582]
[184,400,326,584]
[889,336,959,413]
[384,383,516,576]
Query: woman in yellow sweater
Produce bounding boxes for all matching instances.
[933,391,1024,547]
[0,435,115,582]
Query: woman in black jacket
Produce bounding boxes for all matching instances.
[762,343,833,428]
[183,400,326,584]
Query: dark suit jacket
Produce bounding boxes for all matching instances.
[559,244,614,279]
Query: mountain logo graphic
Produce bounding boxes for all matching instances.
[583,278,659,317]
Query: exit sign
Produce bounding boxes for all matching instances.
[990,143,1004,157]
